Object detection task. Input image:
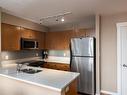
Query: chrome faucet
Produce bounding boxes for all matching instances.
[16,62,29,72]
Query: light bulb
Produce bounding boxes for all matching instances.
[61,17,65,22]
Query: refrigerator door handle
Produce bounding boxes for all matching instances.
[70,43,72,69]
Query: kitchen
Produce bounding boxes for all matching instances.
[0,8,96,95]
[1,13,95,95]
[1,0,127,95]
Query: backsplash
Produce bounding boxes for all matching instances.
[47,50,70,57]
[46,50,70,64]
[1,50,70,64]
[1,50,42,60]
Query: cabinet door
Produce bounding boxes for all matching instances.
[45,31,71,49]
[45,32,58,49]
[66,79,78,95]
[1,23,20,51]
[20,28,36,39]
[35,31,45,49]
[43,62,70,71]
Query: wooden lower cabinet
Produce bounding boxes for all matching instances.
[43,62,70,71]
[65,79,78,95]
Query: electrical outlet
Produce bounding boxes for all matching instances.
[36,53,39,56]
[63,53,66,57]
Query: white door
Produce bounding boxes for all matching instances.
[118,25,127,95]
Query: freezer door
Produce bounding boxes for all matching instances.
[71,37,94,56]
[71,57,94,94]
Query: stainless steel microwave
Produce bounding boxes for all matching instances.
[21,38,38,50]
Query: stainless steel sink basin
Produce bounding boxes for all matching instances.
[20,68,42,74]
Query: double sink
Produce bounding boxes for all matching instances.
[17,60,45,74]
[20,68,42,74]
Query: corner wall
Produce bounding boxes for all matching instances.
[95,15,101,95]
[101,12,127,92]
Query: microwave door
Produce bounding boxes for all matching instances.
[24,41,35,49]
[21,38,38,49]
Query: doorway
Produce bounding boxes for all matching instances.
[117,22,127,95]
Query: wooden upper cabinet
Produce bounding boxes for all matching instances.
[34,31,45,49]
[20,28,36,39]
[45,30,83,50]
[1,23,20,51]
[45,31,71,50]
[45,29,95,50]
[1,23,45,51]
[1,23,95,51]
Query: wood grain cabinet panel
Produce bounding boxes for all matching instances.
[1,23,20,51]
[20,28,37,39]
[45,30,72,49]
[45,31,70,49]
[45,29,95,50]
[43,62,70,71]
[34,31,45,49]
[66,79,78,95]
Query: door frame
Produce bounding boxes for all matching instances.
[117,22,127,95]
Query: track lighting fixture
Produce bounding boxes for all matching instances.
[40,12,71,24]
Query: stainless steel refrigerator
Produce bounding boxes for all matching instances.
[70,37,96,95]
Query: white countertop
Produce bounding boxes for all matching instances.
[0,64,79,92]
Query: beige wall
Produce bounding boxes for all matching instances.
[101,12,127,92]
[1,12,49,32]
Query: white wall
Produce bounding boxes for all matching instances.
[101,12,127,92]
[1,12,49,32]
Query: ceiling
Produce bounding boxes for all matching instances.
[0,0,127,27]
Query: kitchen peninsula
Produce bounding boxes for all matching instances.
[0,64,79,95]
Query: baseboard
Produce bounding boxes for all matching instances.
[101,90,118,95]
